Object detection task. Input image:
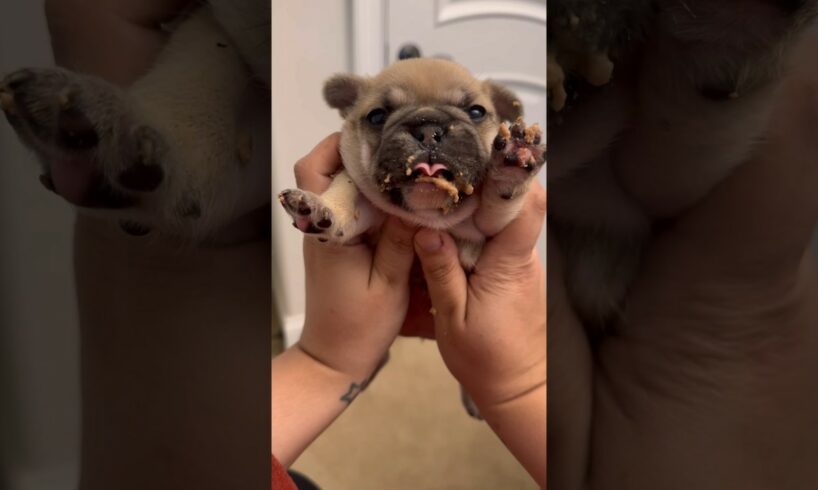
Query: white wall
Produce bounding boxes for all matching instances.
[270,0,353,345]
[0,2,81,489]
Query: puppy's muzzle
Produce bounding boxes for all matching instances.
[374,107,486,198]
[410,123,445,147]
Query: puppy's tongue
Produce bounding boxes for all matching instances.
[413,162,448,177]
[49,157,98,205]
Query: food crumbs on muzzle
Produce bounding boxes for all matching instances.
[416,176,461,203]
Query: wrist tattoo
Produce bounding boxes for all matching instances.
[339,353,390,404]
[340,380,369,404]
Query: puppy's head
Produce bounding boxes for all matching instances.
[324,59,522,225]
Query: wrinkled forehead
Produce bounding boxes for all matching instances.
[363,61,487,108]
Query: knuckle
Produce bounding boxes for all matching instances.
[381,218,418,254]
[427,259,458,284]
[486,254,534,279]
[293,157,310,185]
[387,230,415,256]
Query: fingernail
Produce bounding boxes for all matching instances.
[416,230,443,252]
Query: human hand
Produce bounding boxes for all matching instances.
[45,0,191,84]
[412,183,547,406]
[270,133,416,467]
[411,182,547,486]
[549,35,818,490]
[293,133,417,380]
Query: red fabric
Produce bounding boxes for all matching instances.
[272,454,297,490]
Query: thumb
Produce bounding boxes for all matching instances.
[414,229,467,325]
[479,182,546,269]
[371,217,417,286]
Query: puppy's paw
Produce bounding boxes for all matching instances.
[0,68,183,236]
[278,189,347,243]
[488,118,545,200]
[1,67,264,240]
[2,69,99,152]
[1,68,167,195]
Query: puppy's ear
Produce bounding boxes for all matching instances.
[324,74,367,117]
[485,81,523,122]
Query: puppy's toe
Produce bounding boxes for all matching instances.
[117,126,166,192]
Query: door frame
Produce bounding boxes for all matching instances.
[351,0,388,75]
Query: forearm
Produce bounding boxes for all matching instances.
[45,0,192,83]
[479,383,547,488]
[271,344,371,467]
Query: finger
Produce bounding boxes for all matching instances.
[661,38,818,281]
[479,181,547,270]
[46,0,195,85]
[371,217,418,286]
[414,229,468,325]
[294,132,343,193]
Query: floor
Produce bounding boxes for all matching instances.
[288,338,537,490]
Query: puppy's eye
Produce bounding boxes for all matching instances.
[366,108,387,126]
[467,105,486,121]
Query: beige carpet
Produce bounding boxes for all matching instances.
[289,338,537,490]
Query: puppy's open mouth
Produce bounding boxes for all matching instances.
[412,162,453,180]
[380,156,476,213]
[411,162,472,203]
[405,162,474,214]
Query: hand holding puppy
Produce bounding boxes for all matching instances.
[413,183,547,486]
[294,133,418,381]
[288,132,546,485]
[413,183,546,405]
[272,133,418,466]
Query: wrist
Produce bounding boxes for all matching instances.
[461,357,547,410]
[475,377,547,416]
[294,342,385,393]
[283,345,356,392]
[296,321,391,381]
[271,346,371,466]
[477,382,547,486]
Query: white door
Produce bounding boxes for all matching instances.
[386,0,547,128]
[354,0,547,259]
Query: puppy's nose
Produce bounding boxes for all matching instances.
[411,124,445,146]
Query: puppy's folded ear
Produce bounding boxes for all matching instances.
[324,74,367,117]
[485,81,523,122]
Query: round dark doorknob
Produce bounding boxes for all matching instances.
[398,44,422,60]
